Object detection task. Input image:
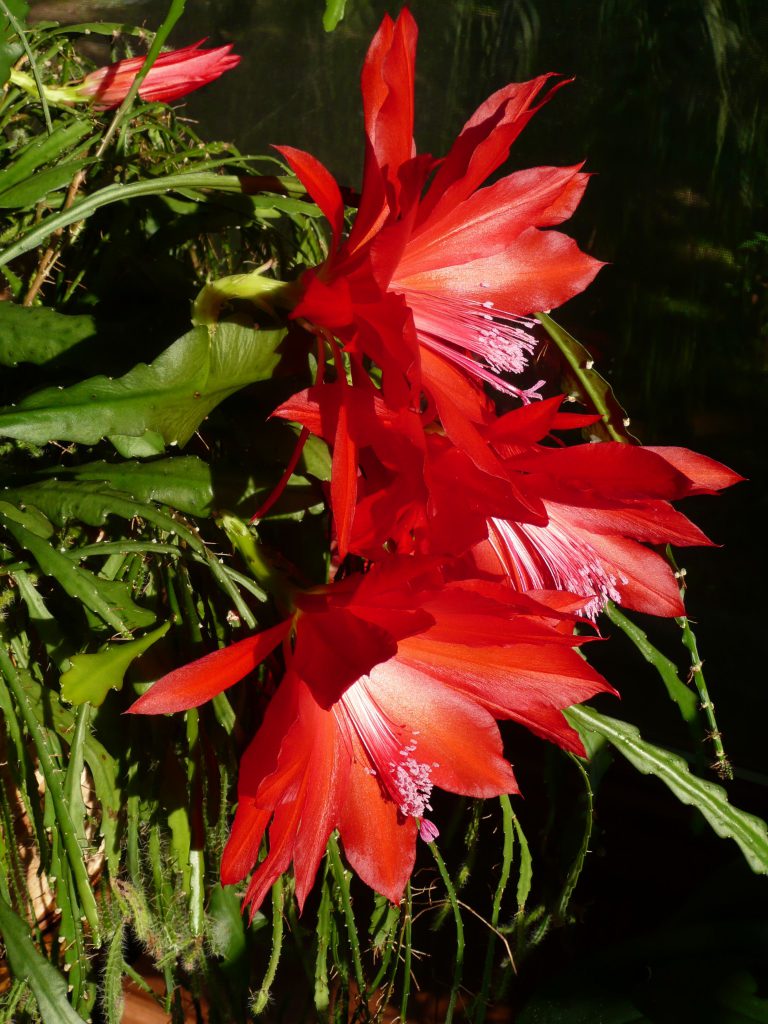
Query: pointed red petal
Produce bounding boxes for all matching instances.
[360,9,417,193]
[417,75,566,228]
[550,499,713,547]
[274,145,345,249]
[644,447,745,493]
[583,533,686,617]
[397,226,604,316]
[128,619,291,714]
[338,754,417,904]
[401,165,589,273]
[220,799,272,886]
[509,442,694,500]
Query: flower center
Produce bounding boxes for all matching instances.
[488,512,628,619]
[338,679,439,837]
[401,289,545,402]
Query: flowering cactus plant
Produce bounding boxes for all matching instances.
[0,3,763,1023]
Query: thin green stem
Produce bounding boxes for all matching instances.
[666,549,731,778]
[327,833,366,1003]
[430,841,464,1024]
[604,602,699,726]
[0,647,101,944]
[475,795,515,1024]
[94,0,187,159]
[252,875,285,1015]
[0,0,52,133]
[555,755,594,923]
[399,883,412,1024]
[678,611,731,778]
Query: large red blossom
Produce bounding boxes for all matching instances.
[129,557,613,912]
[77,40,240,110]
[277,388,742,616]
[279,11,600,403]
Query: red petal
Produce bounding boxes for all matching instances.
[292,608,397,707]
[292,270,354,329]
[396,636,615,755]
[360,9,417,198]
[582,533,685,617]
[417,75,565,228]
[486,395,567,445]
[549,499,713,547]
[127,619,291,714]
[644,447,745,494]
[338,740,417,903]
[370,660,519,798]
[220,799,272,886]
[400,165,589,274]
[331,388,358,559]
[509,442,694,500]
[396,226,604,316]
[274,145,345,250]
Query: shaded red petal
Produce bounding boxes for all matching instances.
[292,270,354,328]
[292,608,397,707]
[508,441,694,500]
[127,619,291,714]
[274,145,345,250]
[331,389,358,559]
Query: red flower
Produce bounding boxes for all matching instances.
[468,398,744,617]
[77,40,240,110]
[267,11,602,549]
[277,10,601,406]
[129,557,613,912]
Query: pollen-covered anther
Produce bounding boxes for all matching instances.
[339,679,436,822]
[397,288,541,399]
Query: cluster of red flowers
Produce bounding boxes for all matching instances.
[131,11,739,914]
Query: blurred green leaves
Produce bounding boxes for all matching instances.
[61,622,170,706]
[0,896,86,1024]
[568,705,768,875]
[0,321,287,456]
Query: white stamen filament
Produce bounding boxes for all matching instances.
[488,512,628,620]
[338,679,436,822]
[400,289,543,403]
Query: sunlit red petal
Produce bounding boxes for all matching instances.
[338,739,417,903]
[416,75,565,228]
[400,165,589,274]
[397,226,604,316]
[128,619,291,714]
